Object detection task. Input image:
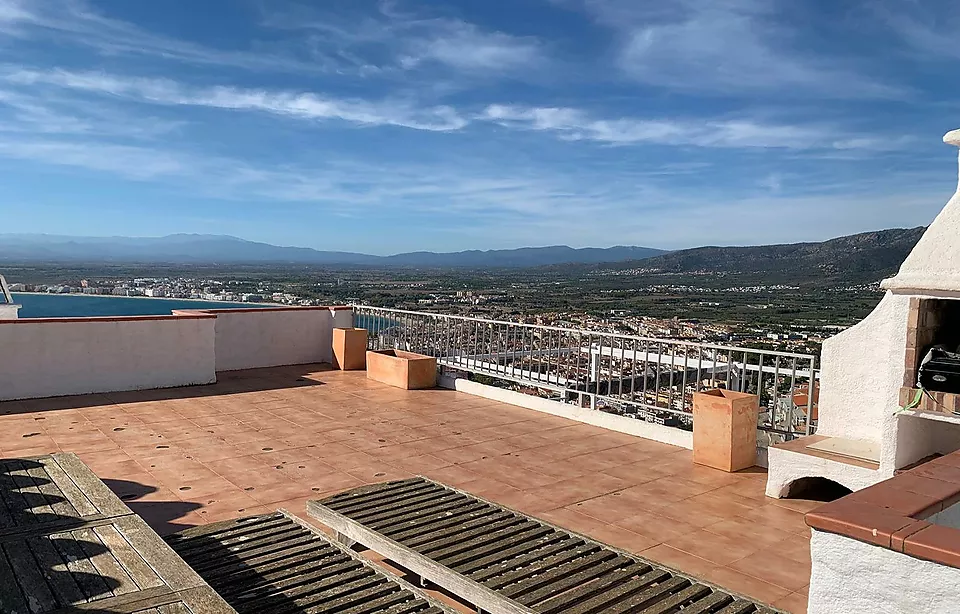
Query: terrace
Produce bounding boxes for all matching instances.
[7,129,960,614]
[0,364,813,612]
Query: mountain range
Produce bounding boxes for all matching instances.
[0,228,925,275]
[0,234,666,268]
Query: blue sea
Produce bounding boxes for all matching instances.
[12,293,274,318]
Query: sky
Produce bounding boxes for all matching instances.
[0,0,958,255]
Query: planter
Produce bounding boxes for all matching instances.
[366,350,437,390]
[692,388,759,472]
[333,328,368,371]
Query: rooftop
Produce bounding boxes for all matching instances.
[0,364,814,613]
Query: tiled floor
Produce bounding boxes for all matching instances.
[0,364,817,613]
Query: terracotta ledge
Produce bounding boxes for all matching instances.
[1,314,217,323]
[806,451,960,568]
[176,305,352,314]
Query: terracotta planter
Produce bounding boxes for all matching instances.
[366,350,437,390]
[333,328,368,370]
[692,388,759,472]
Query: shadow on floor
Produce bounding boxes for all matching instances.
[0,363,336,418]
[102,477,202,536]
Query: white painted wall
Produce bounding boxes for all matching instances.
[817,292,910,454]
[0,304,19,320]
[808,529,960,614]
[0,316,216,400]
[194,308,340,372]
[765,445,880,498]
[439,375,694,449]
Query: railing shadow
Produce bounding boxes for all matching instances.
[102,478,202,536]
[0,458,122,611]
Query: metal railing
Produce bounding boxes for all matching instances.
[353,306,818,443]
[0,275,12,305]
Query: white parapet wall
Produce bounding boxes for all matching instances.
[0,314,217,400]
[176,306,353,372]
[438,374,694,449]
[808,530,960,614]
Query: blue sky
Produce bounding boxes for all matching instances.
[0,0,957,254]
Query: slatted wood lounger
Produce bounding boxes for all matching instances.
[167,510,456,614]
[308,477,783,614]
[0,453,235,614]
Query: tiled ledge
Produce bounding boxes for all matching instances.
[900,386,960,417]
[806,452,960,568]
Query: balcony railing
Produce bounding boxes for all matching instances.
[353,306,818,443]
[0,275,12,304]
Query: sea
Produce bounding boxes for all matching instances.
[11,293,275,318]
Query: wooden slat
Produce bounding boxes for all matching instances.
[94,524,165,591]
[310,477,782,614]
[74,526,140,596]
[27,534,87,606]
[38,455,99,518]
[167,511,456,614]
[0,544,30,613]
[50,454,131,518]
[21,459,79,519]
[5,539,60,612]
[49,528,116,602]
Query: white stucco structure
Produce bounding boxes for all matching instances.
[0,315,217,400]
[0,303,20,320]
[0,306,353,400]
[178,307,349,372]
[767,129,960,497]
[439,374,694,449]
[808,530,960,614]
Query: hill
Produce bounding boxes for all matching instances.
[0,234,666,268]
[596,227,926,284]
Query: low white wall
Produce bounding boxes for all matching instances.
[439,375,694,449]
[0,304,19,320]
[0,315,217,400]
[179,307,346,372]
[808,529,960,614]
[765,445,880,498]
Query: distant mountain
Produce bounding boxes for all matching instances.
[593,227,926,284]
[0,234,666,268]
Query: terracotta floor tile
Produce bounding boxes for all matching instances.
[773,592,809,614]
[638,544,717,579]
[663,529,762,566]
[10,363,810,610]
[728,550,810,592]
[702,566,792,607]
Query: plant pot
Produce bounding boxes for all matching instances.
[333,328,368,370]
[366,349,437,390]
[692,388,759,472]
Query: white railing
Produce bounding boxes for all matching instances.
[0,275,12,305]
[353,306,818,443]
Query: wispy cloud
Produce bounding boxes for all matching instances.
[5,69,469,131]
[5,68,910,150]
[568,0,901,98]
[481,104,905,150]
[264,1,547,75]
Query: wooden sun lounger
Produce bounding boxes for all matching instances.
[166,510,456,614]
[308,477,782,614]
[0,453,235,614]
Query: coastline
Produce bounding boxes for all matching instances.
[12,292,286,307]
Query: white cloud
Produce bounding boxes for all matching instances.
[6,69,469,131]
[481,104,897,150]
[571,0,900,98]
